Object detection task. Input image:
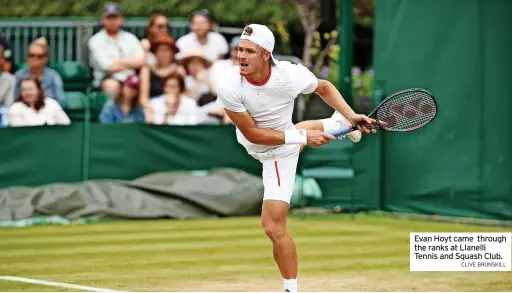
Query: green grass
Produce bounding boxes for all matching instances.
[0,214,510,292]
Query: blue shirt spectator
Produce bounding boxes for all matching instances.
[14,37,65,104]
[15,67,65,104]
[99,74,145,124]
[99,103,145,124]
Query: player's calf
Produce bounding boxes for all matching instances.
[261,200,298,292]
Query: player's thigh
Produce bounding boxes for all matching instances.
[261,153,299,206]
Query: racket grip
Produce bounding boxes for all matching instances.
[330,125,357,137]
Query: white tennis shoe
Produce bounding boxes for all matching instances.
[332,111,362,143]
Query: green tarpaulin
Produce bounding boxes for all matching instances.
[0,169,264,221]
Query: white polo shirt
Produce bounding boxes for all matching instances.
[88,29,144,87]
[176,32,229,62]
[216,60,318,160]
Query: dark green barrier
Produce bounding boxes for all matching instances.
[0,124,84,188]
[87,124,262,180]
[0,123,261,188]
[373,0,512,220]
[0,123,357,210]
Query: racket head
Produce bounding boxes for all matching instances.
[371,88,437,132]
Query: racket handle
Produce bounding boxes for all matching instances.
[330,125,357,137]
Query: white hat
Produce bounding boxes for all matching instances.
[240,24,275,60]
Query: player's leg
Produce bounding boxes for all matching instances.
[261,154,300,292]
[261,200,297,291]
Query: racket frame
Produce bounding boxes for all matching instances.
[330,88,437,137]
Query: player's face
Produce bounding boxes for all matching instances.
[237,39,269,76]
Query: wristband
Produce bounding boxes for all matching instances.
[284,130,308,145]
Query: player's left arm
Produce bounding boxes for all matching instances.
[294,63,375,133]
[313,79,376,133]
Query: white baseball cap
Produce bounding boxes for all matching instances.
[240,24,275,61]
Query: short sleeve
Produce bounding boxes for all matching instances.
[215,79,246,113]
[88,38,112,71]
[127,33,144,56]
[292,63,319,95]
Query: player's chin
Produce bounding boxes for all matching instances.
[239,68,249,76]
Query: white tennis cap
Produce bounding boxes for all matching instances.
[240,24,275,56]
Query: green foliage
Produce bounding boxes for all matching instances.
[0,0,300,27]
[308,30,374,98]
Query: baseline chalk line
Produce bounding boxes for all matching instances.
[0,276,124,292]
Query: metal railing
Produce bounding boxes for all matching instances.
[0,18,242,65]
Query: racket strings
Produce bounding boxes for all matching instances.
[376,91,437,131]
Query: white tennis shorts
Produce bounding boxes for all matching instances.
[260,146,300,204]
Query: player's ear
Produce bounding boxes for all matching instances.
[262,50,270,62]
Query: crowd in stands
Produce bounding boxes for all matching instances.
[0,2,239,127]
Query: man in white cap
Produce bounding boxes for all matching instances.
[216,24,377,292]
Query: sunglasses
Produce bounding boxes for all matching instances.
[28,53,46,59]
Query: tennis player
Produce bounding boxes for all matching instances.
[216,24,377,292]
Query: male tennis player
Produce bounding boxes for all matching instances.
[216,24,377,292]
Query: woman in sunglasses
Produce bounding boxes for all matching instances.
[14,37,65,104]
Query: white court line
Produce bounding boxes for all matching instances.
[0,276,123,292]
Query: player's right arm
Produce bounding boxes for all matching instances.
[223,109,333,147]
[216,75,334,147]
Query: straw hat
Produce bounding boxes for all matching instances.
[179,49,212,69]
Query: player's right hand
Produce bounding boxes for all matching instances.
[306,130,336,148]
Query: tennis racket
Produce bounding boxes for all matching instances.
[331,88,438,137]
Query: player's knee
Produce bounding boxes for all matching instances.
[262,221,286,242]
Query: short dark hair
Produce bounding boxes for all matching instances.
[17,77,46,111]
[163,72,186,94]
[190,9,213,24]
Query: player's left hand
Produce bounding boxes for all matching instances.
[347,114,378,134]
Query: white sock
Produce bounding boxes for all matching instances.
[320,117,342,133]
[283,278,298,292]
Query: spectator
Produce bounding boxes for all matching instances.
[0,44,15,108]
[99,74,145,124]
[88,2,146,97]
[180,49,215,105]
[149,73,202,125]
[141,13,171,65]
[7,77,70,127]
[14,37,65,104]
[176,9,229,63]
[0,33,16,74]
[139,34,186,120]
[209,36,240,94]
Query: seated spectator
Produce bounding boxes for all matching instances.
[0,33,16,74]
[139,34,186,119]
[149,73,203,125]
[176,9,229,63]
[0,44,15,108]
[14,37,65,104]
[99,74,145,124]
[209,36,240,94]
[141,13,171,65]
[180,49,215,105]
[88,2,146,97]
[7,77,70,127]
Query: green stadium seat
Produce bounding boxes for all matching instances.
[88,92,114,122]
[62,91,87,121]
[52,62,91,93]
